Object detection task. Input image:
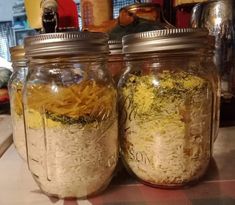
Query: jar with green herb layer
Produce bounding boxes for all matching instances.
[8,46,28,160]
[119,29,220,188]
[24,32,118,199]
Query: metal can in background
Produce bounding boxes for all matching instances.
[191,0,235,99]
[81,0,113,29]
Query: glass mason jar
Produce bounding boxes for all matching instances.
[8,46,28,160]
[119,29,220,188]
[23,32,118,199]
[108,40,124,86]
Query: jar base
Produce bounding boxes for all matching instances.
[137,176,205,189]
[31,174,113,199]
[121,158,211,189]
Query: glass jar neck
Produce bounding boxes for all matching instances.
[12,60,28,70]
[29,54,108,65]
[124,48,213,61]
[108,54,124,62]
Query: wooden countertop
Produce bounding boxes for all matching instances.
[0,127,235,205]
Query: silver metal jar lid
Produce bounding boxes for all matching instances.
[24,32,109,57]
[122,28,210,54]
[108,40,123,55]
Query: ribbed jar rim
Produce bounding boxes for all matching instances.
[108,40,123,55]
[10,46,26,61]
[24,32,109,57]
[122,28,212,54]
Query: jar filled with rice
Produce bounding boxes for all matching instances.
[119,28,220,188]
[23,32,118,199]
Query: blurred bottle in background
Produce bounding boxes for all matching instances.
[25,0,79,33]
[24,0,42,30]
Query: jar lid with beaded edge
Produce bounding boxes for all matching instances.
[122,28,211,54]
[108,40,123,55]
[10,46,27,68]
[10,46,26,61]
[24,32,109,57]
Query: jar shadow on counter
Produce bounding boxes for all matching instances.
[184,159,225,204]
[0,102,10,114]
[220,97,235,127]
[111,160,137,186]
[205,150,235,181]
[203,158,220,181]
[30,189,60,203]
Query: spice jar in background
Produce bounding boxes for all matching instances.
[8,46,28,160]
[24,32,118,199]
[108,40,124,86]
[109,3,175,40]
[119,29,220,188]
[119,3,173,28]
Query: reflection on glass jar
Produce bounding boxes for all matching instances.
[108,40,124,86]
[8,46,28,160]
[24,32,118,199]
[119,29,220,187]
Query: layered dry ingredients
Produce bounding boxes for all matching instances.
[10,82,27,160]
[24,80,118,198]
[120,70,213,186]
